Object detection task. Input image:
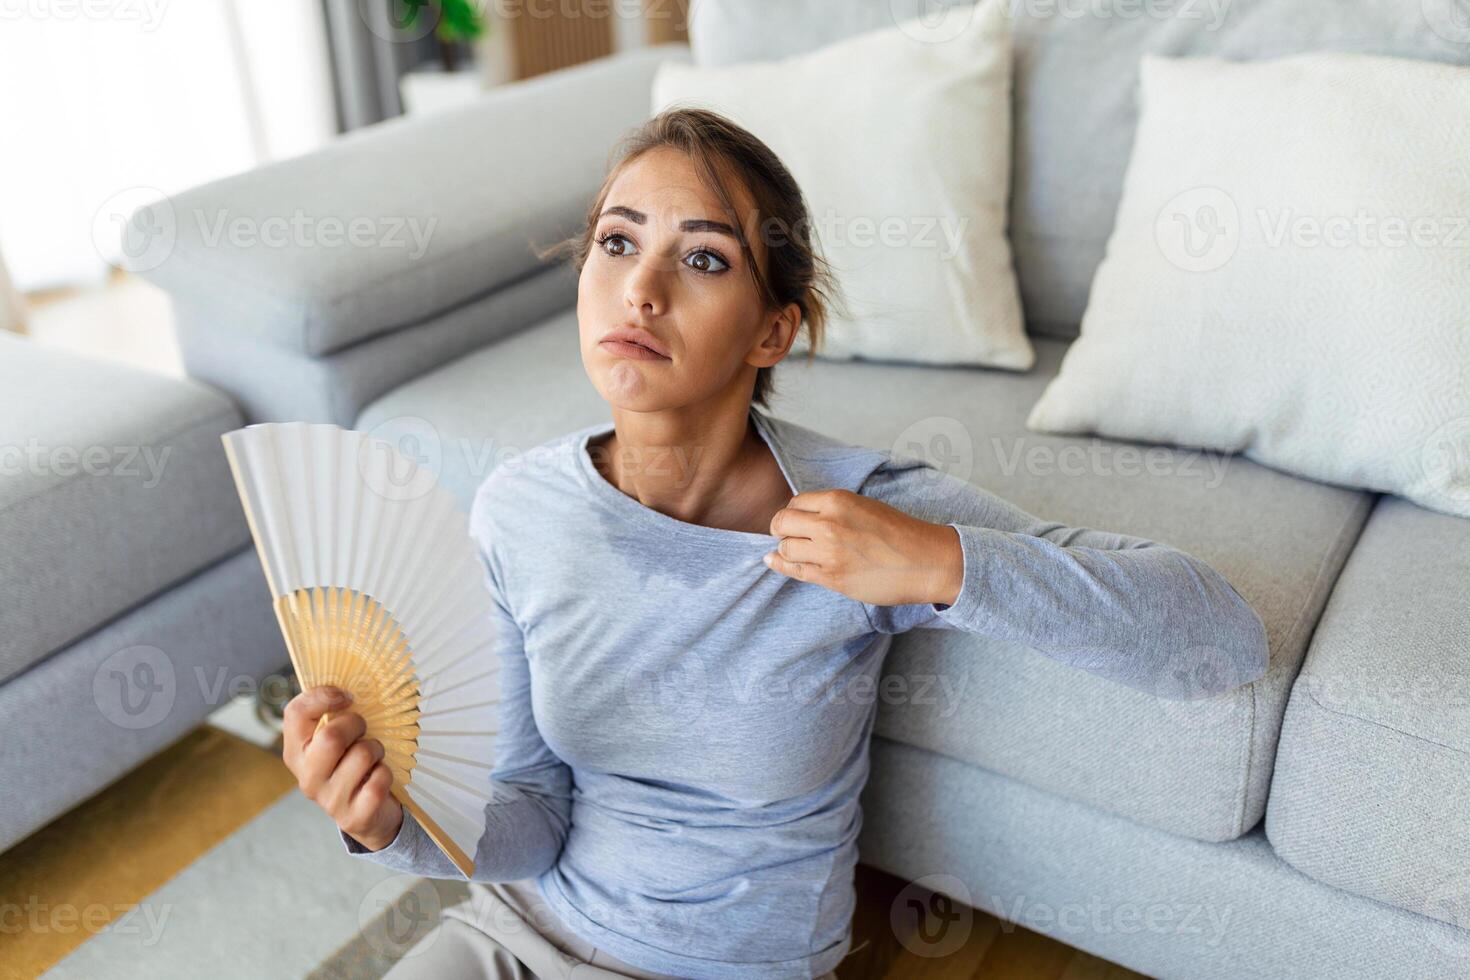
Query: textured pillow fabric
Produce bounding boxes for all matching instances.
[652,1,1034,370]
[1027,52,1470,518]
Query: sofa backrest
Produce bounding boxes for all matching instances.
[687,0,1470,339]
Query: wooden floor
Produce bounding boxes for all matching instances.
[841,865,1146,980]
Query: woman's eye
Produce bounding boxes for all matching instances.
[685,249,729,274]
[599,232,635,257]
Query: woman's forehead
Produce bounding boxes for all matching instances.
[606,149,758,231]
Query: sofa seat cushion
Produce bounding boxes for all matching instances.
[0,336,250,683]
[357,310,1373,842]
[1266,496,1470,925]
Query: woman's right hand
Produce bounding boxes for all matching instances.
[282,685,404,852]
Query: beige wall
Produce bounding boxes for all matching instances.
[645,0,689,45]
[485,0,690,84]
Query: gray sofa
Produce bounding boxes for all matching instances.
[0,337,285,852]
[54,3,1468,977]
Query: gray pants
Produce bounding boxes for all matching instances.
[381,879,840,980]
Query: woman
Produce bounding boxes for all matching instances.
[281,108,1269,980]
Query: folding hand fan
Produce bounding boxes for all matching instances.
[221,421,501,877]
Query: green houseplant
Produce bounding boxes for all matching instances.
[401,0,489,72]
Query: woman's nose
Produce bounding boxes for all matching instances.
[623,254,671,317]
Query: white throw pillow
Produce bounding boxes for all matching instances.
[1027,52,1470,518]
[651,0,1033,371]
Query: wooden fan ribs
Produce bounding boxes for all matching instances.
[277,587,423,786]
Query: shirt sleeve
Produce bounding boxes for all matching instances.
[856,453,1270,698]
[339,508,572,881]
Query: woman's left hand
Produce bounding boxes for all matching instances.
[764,489,964,608]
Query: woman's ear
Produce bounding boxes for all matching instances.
[750,303,803,368]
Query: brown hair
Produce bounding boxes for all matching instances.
[536,105,845,409]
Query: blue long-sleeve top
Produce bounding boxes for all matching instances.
[340,406,1269,980]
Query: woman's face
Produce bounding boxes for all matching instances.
[577,146,797,412]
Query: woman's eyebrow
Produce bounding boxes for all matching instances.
[599,205,741,241]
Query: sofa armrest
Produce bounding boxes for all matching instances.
[134,43,689,360]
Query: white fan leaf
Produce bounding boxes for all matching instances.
[222,421,505,878]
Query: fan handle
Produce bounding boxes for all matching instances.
[313,711,476,879]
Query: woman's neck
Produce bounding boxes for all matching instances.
[588,402,791,535]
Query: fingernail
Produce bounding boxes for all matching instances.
[324,687,352,704]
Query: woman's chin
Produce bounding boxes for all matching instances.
[596,359,669,404]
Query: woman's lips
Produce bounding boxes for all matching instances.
[600,340,670,361]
